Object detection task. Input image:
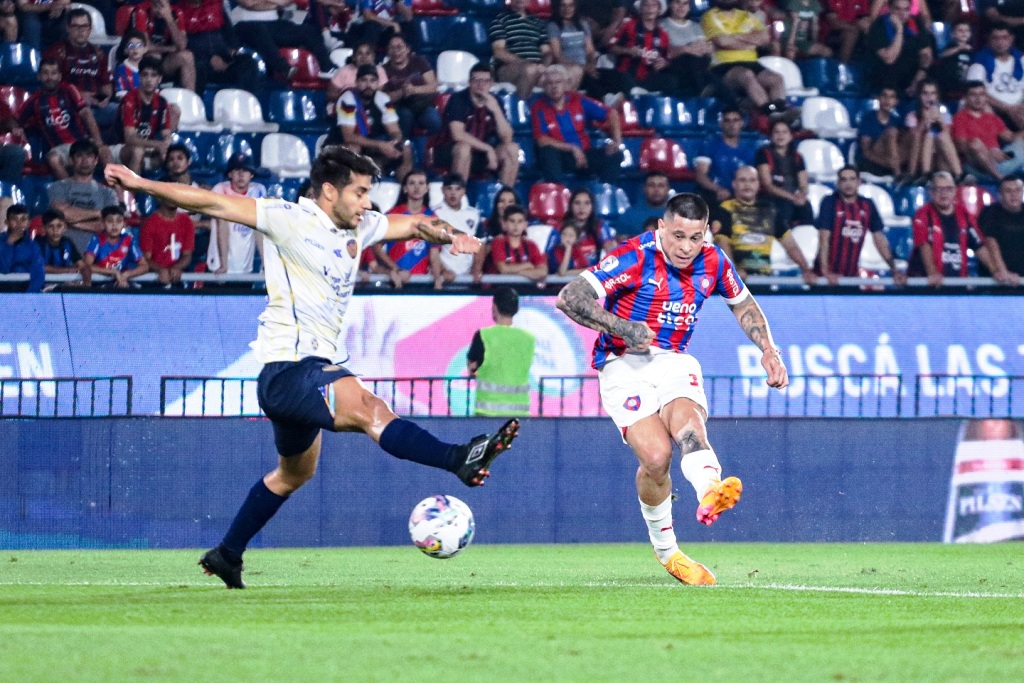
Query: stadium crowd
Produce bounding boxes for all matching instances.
[1,0,1023,290]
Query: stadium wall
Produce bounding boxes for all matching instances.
[0,417,961,550]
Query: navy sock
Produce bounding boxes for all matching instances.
[220,478,289,560]
[379,418,458,471]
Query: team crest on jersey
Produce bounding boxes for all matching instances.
[600,255,619,272]
[623,395,642,411]
[346,239,358,259]
[701,276,711,293]
[311,338,319,350]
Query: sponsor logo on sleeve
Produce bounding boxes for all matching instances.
[600,255,619,272]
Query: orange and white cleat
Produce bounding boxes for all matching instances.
[659,550,716,586]
[696,476,743,526]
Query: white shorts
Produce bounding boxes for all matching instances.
[599,351,709,433]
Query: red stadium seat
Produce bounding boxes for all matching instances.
[957,185,993,220]
[639,137,693,181]
[278,48,326,90]
[0,85,28,121]
[528,182,571,225]
[0,131,45,176]
[615,99,654,138]
[516,0,552,19]
[413,0,459,16]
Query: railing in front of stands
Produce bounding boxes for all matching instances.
[155,374,1024,420]
[0,377,132,417]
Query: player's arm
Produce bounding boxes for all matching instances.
[555,277,654,351]
[383,214,482,255]
[727,294,789,389]
[105,165,257,229]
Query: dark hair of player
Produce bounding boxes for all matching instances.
[663,193,709,223]
[309,145,381,199]
[493,286,519,317]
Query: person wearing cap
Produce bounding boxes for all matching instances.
[208,153,267,275]
[83,205,150,288]
[430,173,482,289]
[334,63,412,180]
[47,138,121,253]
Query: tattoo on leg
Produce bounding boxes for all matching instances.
[676,428,709,455]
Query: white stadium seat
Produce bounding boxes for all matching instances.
[436,50,480,91]
[758,56,819,98]
[260,133,312,179]
[330,48,354,69]
[800,97,857,140]
[370,181,401,213]
[70,3,119,46]
[858,228,890,271]
[770,224,819,274]
[858,183,911,228]
[161,88,223,133]
[798,139,845,183]
[526,223,554,252]
[806,182,833,219]
[213,89,279,134]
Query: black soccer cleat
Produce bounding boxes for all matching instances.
[199,547,246,589]
[454,418,520,487]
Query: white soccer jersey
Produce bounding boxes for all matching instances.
[250,196,390,364]
[208,181,268,273]
[432,203,480,275]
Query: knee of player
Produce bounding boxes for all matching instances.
[673,424,710,455]
[635,446,673,474]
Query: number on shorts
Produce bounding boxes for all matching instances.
[689,373,699,387]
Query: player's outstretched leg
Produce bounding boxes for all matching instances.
[451,418,520,486]
[696,476,743,527]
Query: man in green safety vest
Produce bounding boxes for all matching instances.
[467,286,536,416]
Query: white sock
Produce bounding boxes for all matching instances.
[680,449,722,501]
[639,495,679,564]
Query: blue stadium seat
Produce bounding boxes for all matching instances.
[932,22,950,52]
[499,92,533,133]
[587,182,631,222]
[886,226,913,261]
[514,134,536,174]
[894,185,928,218]
[413,16,458,55]
[0,43,40,86]
[618,137,643,177]
[689,97,721,130]
[454,0,505,18]
[206,133,259,173]
[451,16,492,58]
[471,180,506,216]
[828,61,867,97]
[799,57,834,94]
[635,96,695,135]
[171,131,219,173]
[265,90,329,134]
[0,181,24,205]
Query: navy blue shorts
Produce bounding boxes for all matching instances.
[257,356,355,457]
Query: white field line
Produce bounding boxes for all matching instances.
[0,580,1020,598]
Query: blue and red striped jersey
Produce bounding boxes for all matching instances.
[581,231,748,370]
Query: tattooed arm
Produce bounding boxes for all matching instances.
[728,294,789,389]
[556,277,656,351]
[383,215,482,255]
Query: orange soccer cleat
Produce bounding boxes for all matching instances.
[659,550,716,586]
[696,476,743,526]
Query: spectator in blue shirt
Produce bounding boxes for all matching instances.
[35,209,91,287]
[0,204,46,292]
[857,86,904,177]
[694,107,759,206]
[618,172,671,239]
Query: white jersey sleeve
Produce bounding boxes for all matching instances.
[359,210,390,249]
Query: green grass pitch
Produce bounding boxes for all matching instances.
[1,543,1021,682]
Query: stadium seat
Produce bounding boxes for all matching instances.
[0,43,40,86]
[436,50,479,91]
[858,183,911,228]
[260,133,312,179]
[428,180,444,208]
[858,228,890,271]
[0,181,25,205]
[413,0,459,15]
[798,57,833,94]
[265,90,329,134]
[828,61,866,97]
[894,185,928,218]
[235,48,268,77]
[588,182,632,221]
[636,96,694,135]
[162,88,223,133]
[800,97,856,139]
[278,48,326,90]
[526,222,554,251]
[472,181,505,215]
[499,92,532,133]
[806,182,833,218]
[758,56,819,98]
[330,47,353,69]
[690,97,721,130]
[206,133,258,173]
[639,137,694,181]
[613,99,653,137]
[315,133,328,158]
[370,181,401,212]
[413,16,457,55]
[958,185,994,220]
[69,4,119,46]
[213,90,279,134]
[797,139,845,183]
[461,0,505,17]
[523,0,552,19]
[528,182,571,225]
[451,16,492,58]
[770,224,818,274]
[932,22,950,52]
[0,85,28,121]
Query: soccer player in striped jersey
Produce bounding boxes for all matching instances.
[105,146,520,589]
[556,193,789,586]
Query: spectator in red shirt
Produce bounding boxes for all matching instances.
[487,204,548,284]
[45,8,117,131]
[15,58,109,179]
[952,80,1024,181]
[547,223,592,276]
[112,55,179,174]
[176,0,265,95]
[119,0,198,92]
[608,0,679,96]
[141,193,196,285]
[824,0,873,63]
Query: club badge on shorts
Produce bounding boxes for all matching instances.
[623,395,642,411]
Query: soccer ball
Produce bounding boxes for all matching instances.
[408,495,475,559]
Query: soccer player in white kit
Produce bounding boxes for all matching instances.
[557,193,789,585]
[105,146,520,588]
